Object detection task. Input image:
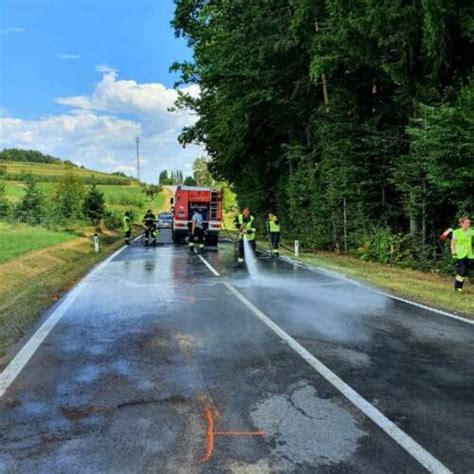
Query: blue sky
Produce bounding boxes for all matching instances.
[0,0,202,181]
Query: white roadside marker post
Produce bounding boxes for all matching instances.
[93,233,100,253]
[294,240,299,257]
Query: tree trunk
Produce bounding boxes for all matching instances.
[409,208,418,238]
[421,181,427,246]
[343,198,348,254]
[315,20,329,109]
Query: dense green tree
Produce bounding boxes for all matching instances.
[184,176,197,186]
[15,176,44,224]
[0,148,65,164]
[192,158,215,186]
[54,173,85,221]
[83,184,106,226]
[0,181,10,218]
[142,184,163,199]
[159,170,169,184]
[172,0,473,266]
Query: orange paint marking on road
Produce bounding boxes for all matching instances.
[201,407,215,463]
[201,406,266,463]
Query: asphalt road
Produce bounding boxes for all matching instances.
[1,232,473,473]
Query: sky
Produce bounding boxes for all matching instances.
[0,0,202,182]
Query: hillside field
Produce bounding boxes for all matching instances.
[4,180,161,212]
[2,160,170,216]
[1,159,171,262]
[1,160,130,182]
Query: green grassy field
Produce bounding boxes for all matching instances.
[0,232,123,360]
[0,222,77,264]
[2,161,129,180]
[3,181,169,215]
[3,182,25,201]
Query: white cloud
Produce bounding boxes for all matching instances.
[0,27,24,34]
[0,70,203,182]
[58,53,81,60]
[56,70,199,128]
[96,64,117,74]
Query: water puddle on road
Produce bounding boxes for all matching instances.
[250,381,367,469]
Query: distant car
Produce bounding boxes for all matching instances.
[157,212,173,229]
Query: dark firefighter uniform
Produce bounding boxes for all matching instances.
[142,211,157,245]
[234,213,256,263]
[267,213,281,257]
[452,227,473,292]
[123,213,132,245]
[189,210,205,253]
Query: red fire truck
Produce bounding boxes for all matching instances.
[171,186,222,245]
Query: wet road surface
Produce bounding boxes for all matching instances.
[1,236,473,473]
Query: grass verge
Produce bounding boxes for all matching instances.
[0,189,171,362]
[265,244,473,318]
[0,231,123,364]
[0,222,77,263]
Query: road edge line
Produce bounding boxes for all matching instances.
[224,282,451,474]
[197,254,451,473]
[0,240,132,398]
[273,253,474,326]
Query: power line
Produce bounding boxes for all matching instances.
[135,137,140,181]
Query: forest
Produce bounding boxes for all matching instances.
[0,148,70,165]
[172,0,474,270]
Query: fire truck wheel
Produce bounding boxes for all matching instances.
[205,234,218,247]
[172,233,183,244]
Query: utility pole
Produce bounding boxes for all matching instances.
[135,137,140,181]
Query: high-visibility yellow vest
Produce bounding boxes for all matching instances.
[237,214,256,241]
[453,228,474,259]
[123,216,132,232]
[268,216,280,233]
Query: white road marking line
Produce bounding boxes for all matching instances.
[268,252,473,326]
[370,290,473,325]
[198,254,221,276]
[0,241,133,398]
[198,255,452,474]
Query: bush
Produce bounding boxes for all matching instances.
[0,181,10,218]
[103,209,123,230]
[14,177,44,225]
[106,193,145,207]
[356,227,412,265]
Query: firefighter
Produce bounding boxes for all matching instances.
[189,208,205,253]
[439,227,454,242]
[267,211,281,257]
[451,216,473,293]
[142,209,157,246]
[123,211,132,245]
[234,207,256,264]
